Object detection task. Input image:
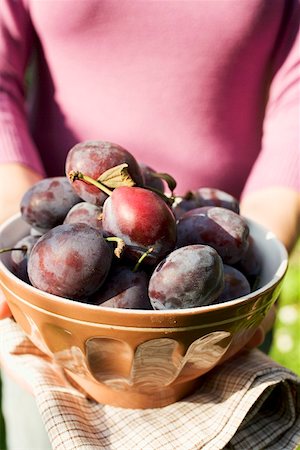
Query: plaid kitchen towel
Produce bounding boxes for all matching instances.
[0,318,299,450]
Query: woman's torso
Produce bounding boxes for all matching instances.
[28,0,289,197]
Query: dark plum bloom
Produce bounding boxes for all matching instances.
[28,223,112,300]
[176,206,249,265]
[148,244,224,309]
[20,177,81,231]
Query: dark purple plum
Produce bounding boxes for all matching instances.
[27,223,113,300]
[65,140,144,206]
[148,244,224,309]
[89,265,152,309]
[215,265,251,303]
[10,235,40,283]
[139,163,165,193]
[176,206,249,265]
[0,235,40,284]
[63,202,103,231]
[173,187,240,219]
[235,235,262,285]
[20,177,82,231]
[102,186,177,265]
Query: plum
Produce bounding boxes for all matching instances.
[215,264,251,303]
[66,140,144,206]
[20,177,82,231]
[176,206,249,265]
[139,163,165,193]
[90,265,152,309]
[28,223,112,299]
[102,186,177,265]
[64,202,103,231]
[173,187,240,219]
[148,244,224,309]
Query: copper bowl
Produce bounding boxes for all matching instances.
[0,214,288,408]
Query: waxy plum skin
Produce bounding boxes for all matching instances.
[216,264,251,303]
[148,244,224,310]
[89,265,152,309]
[102,186,177,265]
[63,202,103,231]
[176,206,249,265]
[10,235,40,283]
[20,177,82,231]
[235,235,262,286]
[139,163,165,193]
[173,187,240,219]
[28,223,113,300]
[65,140,144,206]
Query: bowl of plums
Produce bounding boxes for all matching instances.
[0,141,288,409]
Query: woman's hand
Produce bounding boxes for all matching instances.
[0,162,42,319]
[240,187,300,254]
[240,186,300,350]
[0,162,42,225]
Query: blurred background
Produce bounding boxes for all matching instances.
[0,241,299,449]
[270,240,300,375]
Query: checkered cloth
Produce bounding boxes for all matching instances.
[0,318,300,450]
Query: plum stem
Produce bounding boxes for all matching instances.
[151,172,177,195]
[68,171,113,196]
[0,245,28,254]
[133,247,154,272]
[105,237,126,258]
[143,186,175,206]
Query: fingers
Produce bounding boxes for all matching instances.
[0,288,12,319]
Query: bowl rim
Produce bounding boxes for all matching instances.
[0,213,289,316]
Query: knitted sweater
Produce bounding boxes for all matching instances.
[0,0,299,198]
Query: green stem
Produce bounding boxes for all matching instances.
[133,247,154,272]
[68,171,113,197]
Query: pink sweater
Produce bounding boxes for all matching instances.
[0,0,299,199]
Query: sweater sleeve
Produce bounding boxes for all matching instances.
[0,0,45,175]
[241,1,300,198]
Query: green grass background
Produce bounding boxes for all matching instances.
[0,243,299,450]
[270,241,300,375]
